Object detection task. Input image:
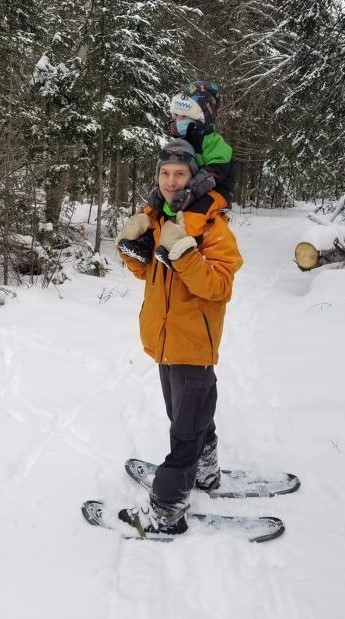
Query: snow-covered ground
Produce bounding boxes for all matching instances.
[1,204,345,619]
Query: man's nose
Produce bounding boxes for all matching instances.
[166,175,178,186]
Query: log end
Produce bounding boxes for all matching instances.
[295,242,319,271]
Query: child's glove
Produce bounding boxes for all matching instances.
[170,169,216,212]
[170,188,193,212]
[159,212,197,261]
[117,213,151,242]
[184,121,205,152]
[187,169,216,199]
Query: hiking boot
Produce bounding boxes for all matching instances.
[196,437,221,492]
[195,468,221,492]
[118,500,188,536]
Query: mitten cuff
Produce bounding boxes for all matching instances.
[155,245,173,269]
[168,236,197,261]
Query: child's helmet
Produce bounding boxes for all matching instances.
[170,81,220,125]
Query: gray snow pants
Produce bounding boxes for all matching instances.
[151,364,218,509]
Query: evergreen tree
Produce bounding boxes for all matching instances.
[0,0,43,282]
[193,0,345,205]
[73,0,188,249]
[276,0,345,198]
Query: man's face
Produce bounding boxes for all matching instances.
[158,162,192,204]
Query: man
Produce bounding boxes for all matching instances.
[116,139,243,535]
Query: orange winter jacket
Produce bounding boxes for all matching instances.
[119,191,243,365]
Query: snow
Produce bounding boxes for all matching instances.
[35,54,53,73]
[1,203,345,618]
[297,222,345,250]
[39,222,54,232]
[52,32,62,44]
[102,94,117,112]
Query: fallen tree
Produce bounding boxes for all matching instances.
[295,195,345,271]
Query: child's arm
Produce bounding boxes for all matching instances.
[189,129,235,204]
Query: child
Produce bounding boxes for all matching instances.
[168,80,235,211]
[117,81,235,264]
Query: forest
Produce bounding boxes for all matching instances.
[1,0,344,284]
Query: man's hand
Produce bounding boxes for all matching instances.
[117,213,151,242]
[159,212,197,260]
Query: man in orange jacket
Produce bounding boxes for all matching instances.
[117,139,243,535]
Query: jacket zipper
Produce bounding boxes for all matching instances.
[160,270,173,363]
[152,215,164,285]
[152,258,158,284]
[202,311,213,356]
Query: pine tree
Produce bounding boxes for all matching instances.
[195,0,345,205]
[276,0,345,198]
[74,0,188,250]
[0,0,43,282]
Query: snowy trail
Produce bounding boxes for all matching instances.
[1,206,345,618]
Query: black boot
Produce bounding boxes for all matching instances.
[195,438,221,491]
[118,499,188,536]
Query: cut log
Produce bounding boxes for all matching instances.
[295,242,319,271]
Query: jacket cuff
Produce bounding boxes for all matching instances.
[168,236,197,261]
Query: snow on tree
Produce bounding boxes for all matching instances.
[192,0,345,206]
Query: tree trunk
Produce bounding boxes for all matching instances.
[45,171,68,227]
[240,161,248,210]
[3,126,12,285]
[94,126,104,253]
[271,184,277,209]
[115,154,129,209]
[108,154,117,207]
[249,156,257,203]
[255,162,263,209]
[94,7,105,254]
[235,161,243,205]
[131,161,138,215]
[3,62,13,285]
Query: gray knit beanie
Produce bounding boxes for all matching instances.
[156,138,198,179]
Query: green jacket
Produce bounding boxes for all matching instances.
[196,132,233,167]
